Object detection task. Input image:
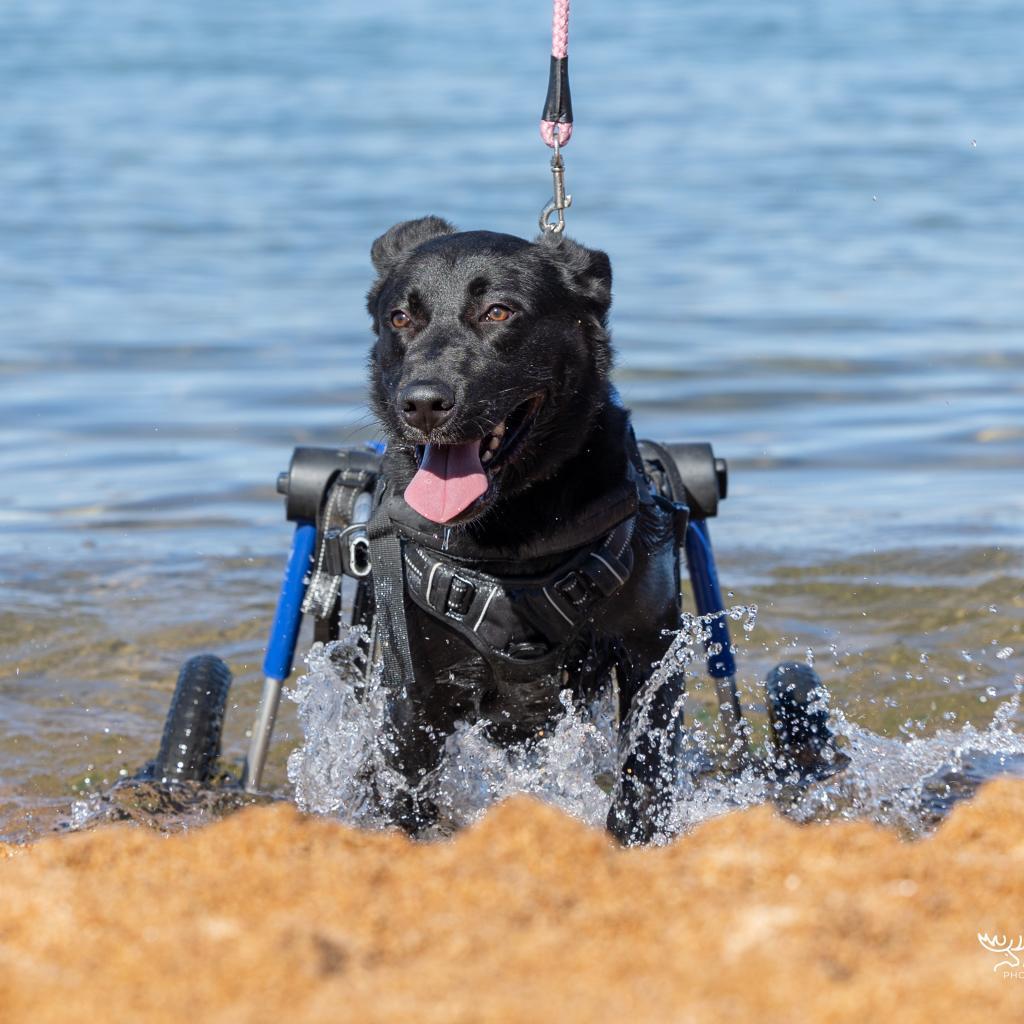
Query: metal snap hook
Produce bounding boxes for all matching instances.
[539,131,572,234]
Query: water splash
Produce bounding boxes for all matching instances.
[286,628,396,827]
[431,690,619,832]
[286,612,1024,842]
[286,629,620,834]
[786,689,1024,836]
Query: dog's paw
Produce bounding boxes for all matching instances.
[607,798,654,847]
[606,777,674,847]
[377,788,440,837]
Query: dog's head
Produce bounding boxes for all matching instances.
[367,216,614,526]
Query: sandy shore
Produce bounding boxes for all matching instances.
[2,780,1023,1023]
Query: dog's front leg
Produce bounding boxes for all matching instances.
[375,682,453,835]
[607,656,687,847]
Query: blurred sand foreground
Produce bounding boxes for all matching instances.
[2,781,1023,1023]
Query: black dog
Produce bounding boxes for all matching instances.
[364,216,687,844]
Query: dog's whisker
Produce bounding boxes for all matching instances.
[337,411,380,443]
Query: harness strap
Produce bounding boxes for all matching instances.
[367,490,421,693]
[302,459,378,619]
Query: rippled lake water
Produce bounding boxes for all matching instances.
[1,0,1022,839]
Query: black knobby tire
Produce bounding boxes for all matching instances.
[766,661,848,781]
[151,654,233,784]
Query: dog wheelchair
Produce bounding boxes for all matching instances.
[144,440,845,801]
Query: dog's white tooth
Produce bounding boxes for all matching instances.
[493,421,506,437]
[481,450,494,464]
[488,436,501,451]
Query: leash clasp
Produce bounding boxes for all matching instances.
[539,132,572,234]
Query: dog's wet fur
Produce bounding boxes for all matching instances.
[366,217,686,844]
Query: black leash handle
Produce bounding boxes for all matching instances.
[539,0,573,147]
[542,56,573,132]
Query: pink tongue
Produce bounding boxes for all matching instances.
[403,442,488,523]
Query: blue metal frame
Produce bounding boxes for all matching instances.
[262,521,318,683]
[683,518,737,679]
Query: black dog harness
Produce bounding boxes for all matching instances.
[303,431,688,691]
[399,513,637,682]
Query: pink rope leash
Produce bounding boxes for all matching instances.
[540,0,573,146]
[550,0,570,58]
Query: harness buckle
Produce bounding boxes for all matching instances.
[555,570,591,608]
[323,525,373,580]
[445,576,476,617]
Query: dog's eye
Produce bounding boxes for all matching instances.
[390,310,412,329]
[483,304,513,323]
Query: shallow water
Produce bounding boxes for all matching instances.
[1,0,1023,839]
[279,615,1024,845]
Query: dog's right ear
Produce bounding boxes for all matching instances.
[367,217,457,325]
[538,233,613,326]
[370,216,457,276]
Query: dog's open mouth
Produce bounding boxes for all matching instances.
[404,394,544,524]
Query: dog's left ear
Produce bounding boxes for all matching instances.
[539,234,613,324]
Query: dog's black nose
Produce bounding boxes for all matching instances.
[398,380,456,434]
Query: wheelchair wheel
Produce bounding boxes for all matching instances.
[766,661,848,781]
[148,654,233,784]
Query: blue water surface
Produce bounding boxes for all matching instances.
[1,0,1021,564]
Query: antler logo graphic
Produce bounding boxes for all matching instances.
[977,933,1024,971]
